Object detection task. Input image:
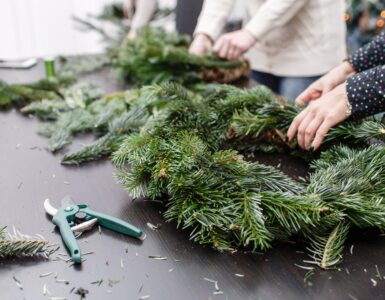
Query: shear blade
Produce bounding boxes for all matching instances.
[44,198,58,216]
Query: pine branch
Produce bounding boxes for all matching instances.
[61,133,127,165]
[260,192,329,234]
[0,227,49,258]
[61,104,148,164]
[38,109,96,152]
[308,145,385,229]
[236,192,274,250]
[58,54,112,78]
[306,221,350,269]
[20,99,68,120]
[0,80,59,108]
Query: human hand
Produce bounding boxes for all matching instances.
[189,34,213,56]
[213,29,256,60]
[295,61,355,107]
[287,83,350,151]
[121,30,136,47]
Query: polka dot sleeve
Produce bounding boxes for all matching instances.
[346,65,385,119]
[348,32,385,73]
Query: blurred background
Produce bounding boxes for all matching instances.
[0,0,384,60]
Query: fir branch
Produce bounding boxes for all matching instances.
[58,54,112,78]
[0,227,49,258]
[61,133,127,165]
[0,80,59,108]
[306,221,350,269]
[39,109,96,152]
[20,99,68,120]
[308,145,385,229]
[236,192,273,250]
[260,192,329,234]
[61,104,148,164]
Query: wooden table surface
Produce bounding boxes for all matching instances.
[1,61,385,300]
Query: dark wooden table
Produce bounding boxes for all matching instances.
[1,61,385,300]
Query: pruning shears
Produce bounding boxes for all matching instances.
[44,196,145,263]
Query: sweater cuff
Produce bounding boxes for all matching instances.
[346,68,385,120]
[347,55,360,73]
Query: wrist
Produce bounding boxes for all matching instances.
[194,33,214,45]
[243,28,257,44]
[341,61,356,77]
[339,82,352,118]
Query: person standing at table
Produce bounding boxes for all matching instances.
[189,0,347,101]
[125,0,159,39]
[125,0,204,38]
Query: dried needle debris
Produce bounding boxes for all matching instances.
[204,277,223,294]
[146,222,161,231]
[39,271,53,278]
[43,284,52,296]
[371,278,378,287]
[91,279,103,286]
[375,264,382,280]
[148,255,167,260]
[13,276,23,290]
[56,278,70,285]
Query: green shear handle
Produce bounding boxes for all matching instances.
[52,211,82,263]
[51,203,144,263]
[81,206,145,240]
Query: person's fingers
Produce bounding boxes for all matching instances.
[296,111,316,149]
[295,83,323,106]
[213,37,224,54]
[188,40,199,55]
[232,47,243,60]
[304,116,324,150]
[227,45,236,60]
[218,40,230,59]
[189,41,206,56]
[287,108,308,141]
[311,117,335,151]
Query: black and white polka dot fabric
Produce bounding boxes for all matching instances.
[347,32,385,119]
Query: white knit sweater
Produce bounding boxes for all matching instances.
[194,0,347,77]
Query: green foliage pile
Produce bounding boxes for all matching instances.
[4,72,385,269]
[109,82,385,269]
[113,27,248,85]
[2,10,385,266]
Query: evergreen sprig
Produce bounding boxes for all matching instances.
[0,227,49,258]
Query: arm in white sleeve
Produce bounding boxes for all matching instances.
[194,0,236,41]
[244,0,308,40]
[131,0,158,31]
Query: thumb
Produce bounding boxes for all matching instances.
[295,89,313,107]
[295,84,323,107]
